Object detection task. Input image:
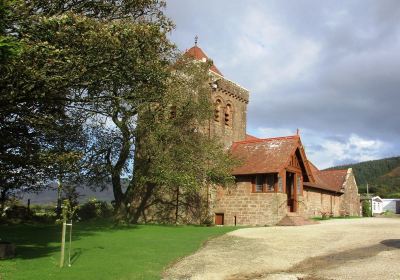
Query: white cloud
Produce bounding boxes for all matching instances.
[221,6,321,93]
[306,133,390,169]
[254,127,297,138]
[253,127,390,169]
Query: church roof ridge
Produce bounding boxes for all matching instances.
[321,169,348,172]
[232,135,300,145]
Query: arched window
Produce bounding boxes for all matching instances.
[169,105,176,119]
[225,103,233,126]
[214,99,222,122]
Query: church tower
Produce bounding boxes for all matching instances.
[185,41,249,148]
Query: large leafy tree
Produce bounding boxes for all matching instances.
[1,0,237,223]
[1,0,173,210]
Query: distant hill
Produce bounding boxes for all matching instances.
[21,184,115,206]
[19,157,400,205]
[326,156,400,198]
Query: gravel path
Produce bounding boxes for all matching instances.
[163,217,400,280]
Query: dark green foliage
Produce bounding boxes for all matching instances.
[0,0,20,63]
[76,199,113,221]
[362,200,372,217]
[1,203,56,224]
[1,0,172,212]
[3,205,32,221]
[30,205,57,224]
[1,0,237,224]
[327,156,400,198]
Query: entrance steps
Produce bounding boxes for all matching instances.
[277,213,318,226]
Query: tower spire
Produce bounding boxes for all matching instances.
[194,35,198,46]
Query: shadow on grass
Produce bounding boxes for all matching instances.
[69,247,83,265]
[0,219,138,260]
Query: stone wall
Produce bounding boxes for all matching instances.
[339,169,361,216]
[213,176,288,226]
[303,188,341,217]
[212,175,360,224]
[209,77,248,148]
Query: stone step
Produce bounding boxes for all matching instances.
[277,215,319,226]
[286,212,300,217]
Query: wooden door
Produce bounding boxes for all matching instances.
[396,201,400,214]
[215,213,224,225]
[286,172,295,212]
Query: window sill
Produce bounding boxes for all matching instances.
[251,191,279,194]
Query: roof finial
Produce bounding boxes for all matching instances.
[194,35,198,46]
[296,128,300,135]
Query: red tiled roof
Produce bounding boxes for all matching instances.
[185,45,223,76]
[245,134,259,141]
[231,136,300,175]
[318,169,347,192]
[305,162,347,193]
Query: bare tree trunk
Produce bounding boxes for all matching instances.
[0,188,7,214]
[56,176,63,218]
[112,172,128,221]
[175,186,179,224]
[108,104,132,222]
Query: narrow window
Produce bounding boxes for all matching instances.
[170,105,176,119]
[266,174,276,192]
[214,99,222,122]
[225,104,232,126]
[255,175,264,192]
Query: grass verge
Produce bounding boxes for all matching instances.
[0,221,237,280]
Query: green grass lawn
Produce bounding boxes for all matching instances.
[0,221,237,280]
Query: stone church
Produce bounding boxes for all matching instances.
[186,42,361,226]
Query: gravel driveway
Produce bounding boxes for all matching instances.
[163,217,400,280]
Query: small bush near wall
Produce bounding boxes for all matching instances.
[76,199,113,221]
[383,210,395,217]
[320,211,332,220]
[4,205,32,221]
[1,204,57,224]
[31,205,57,223]
[362,200,372,217]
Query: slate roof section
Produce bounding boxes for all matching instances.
[305,162,347,193]
[318,169,348,192]
[185,45,223,76]
[231,136,300,175]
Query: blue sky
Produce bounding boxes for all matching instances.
[165,0,400,169]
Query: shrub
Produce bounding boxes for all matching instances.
[76,199,113,221]
[362,200,372,217]
[320,211,331,220]
[4,205,32,221]
[383,210,395,216]
[30,205,57,224]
